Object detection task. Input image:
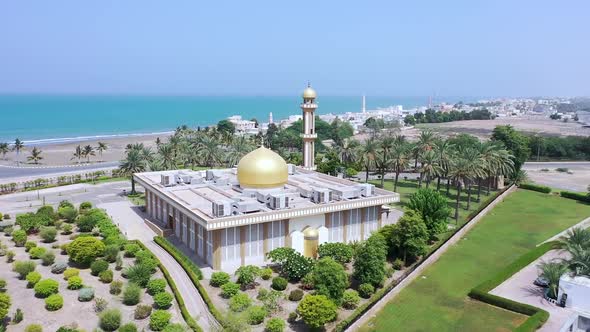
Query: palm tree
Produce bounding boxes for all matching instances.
[71,145,83,163]
[390,142,410,192]
[336,138,359,166]
[538,261,568,299]
[198,135,221,167]
[566,245,590,276]
[419,150,443,188]
[157,143,176,170]
[227,136,254,167]
[0,142,9,160]
[82,145,95,163]
[559,227,590,252]
[448,155,474,221]
[433,139,453,191]
[96,142,108,161]
[27,147,43,164]
[13,138,24,165]
[462,148,485,210]
[511,169,529,186]
[358,139,378,183]
[119,149,148,194]
[413,130,436,168]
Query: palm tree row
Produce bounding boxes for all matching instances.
[71,142,108,163]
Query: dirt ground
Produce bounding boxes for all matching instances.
[523,162,590,192]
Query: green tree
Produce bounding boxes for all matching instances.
[13,138,25,165]
[0,142,9,159]
[296,295,337,330]
[390,209,429,263]
[119,148,147,194]
[353,233,387,287]
[27,147,43,164]
[311,257,348,303]
[407,188,450,239]
[217,119,236,134]
[491,125,530,173]
[97,141,108,161]
[82,145,95,163]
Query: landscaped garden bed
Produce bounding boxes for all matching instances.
[0,201,186,331]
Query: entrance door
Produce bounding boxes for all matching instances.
[167,214,174,230]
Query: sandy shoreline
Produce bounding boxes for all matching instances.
[1,133,164,166]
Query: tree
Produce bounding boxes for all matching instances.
[13,138,24,165]
[390,140,410,192]
[358,139,378,182]
[491,125,530,173]
[539,261,568,299]
[390,209,429,263]
[217,119,236,134]
[311,257,348,303]
[82,145,95,163]
[235,265,260,289]
[418,150,442,188]
[296,295,337,330]
[97,142,108,161]
[407,188,450,239]
[404,114,416,125]
[353,233,387,287]
[67,236,106,266]
[0,142,10,160]
[119,149,148,194]
[72,145,83,163]
[27,147,43,164]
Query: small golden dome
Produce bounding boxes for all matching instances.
[237,147,288,188]
[302,85,317,99]
[303,227,319,238]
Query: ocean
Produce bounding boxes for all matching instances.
[0,95,468,144]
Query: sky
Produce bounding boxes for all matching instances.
[0,1,589,97]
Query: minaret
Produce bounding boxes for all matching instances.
[362,95,366,113]
[301,83,318,170]
[269,112,273,124]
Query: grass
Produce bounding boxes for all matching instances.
[127,193,146,206]
[361,189,590,332]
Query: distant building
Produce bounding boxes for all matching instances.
[227,115,258,135]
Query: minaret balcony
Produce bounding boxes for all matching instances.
[300,103,318,110]
[300,133,317,139]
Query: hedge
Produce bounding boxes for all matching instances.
[560,191,590,203]
[132,240,203,332]
[333,185,513,332]
[154,236,224,327]
[467,241,559,332]
[518,183,551,194]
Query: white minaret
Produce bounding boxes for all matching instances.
[362,95,366,113]
[269,112,273,124]
[301,83,318,170]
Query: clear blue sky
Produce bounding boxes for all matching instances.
[1,0,588,97]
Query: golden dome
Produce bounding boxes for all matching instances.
[303,227,319,238]
[237,147,288,188]
[302,85,317,99]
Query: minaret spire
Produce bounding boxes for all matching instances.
[300,83,318,170]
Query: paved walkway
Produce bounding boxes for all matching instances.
[99,201,219,331]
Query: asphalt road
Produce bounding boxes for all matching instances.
[0,161,118,180]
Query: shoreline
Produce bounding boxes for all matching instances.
[18,130,175,147]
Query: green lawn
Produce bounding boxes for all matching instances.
[361,189,590,332]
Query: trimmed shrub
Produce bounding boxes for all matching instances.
[123,283,142,305]
[13,307,23,323]
[29,247,47,259]
[34,279,59,298]
[12,229,27,246]
[312,257,349,303]
[125,263,153,287]
[147,278,167,295]
[25,325,43,332]
[58,206,78,223]
[210,271,230,287]
[40,226,58,243]
[103,245,120,263]
[119,323,138,332]
[79,201,92,213]
[271,277,287,291]
[342,290,360,309]
[6,250,15,263]
[115,253,123,270]
[134,304,152,319]
[13,260,36,279]
[229,292,252,312]
[78,287,94,302]
[99,270,114,283]
[61,223,73,235]
[25,241,37,252]
[153,291,173,309]
[257,288,269,300]
[67,276,83,290]
[519,183,551,193]
[0,279,5,290]
[99,308,122,331]
[51,261,68,274]
[124,243,141,257]
[235,265,260,288]
[221,282,240,298]
[358,283,374,298]
[561,190,590,203]
[265,317,285,332]
[247,305,267,325]
[63,268,79,280]
[300,272,315,290]
[297,294,337,330]
[288,289,304,302]
[0,292,10,320]
[41,251,56,266]
[318,242,354,264]
[287,311,298,323]
[67,237,105,265]
[110,280,123,295]
[162,324,187,332]
[260,268,273,280]
[149,309,172,331]
[90,259,109,276]
[45,294,63,311]
[26,271,42,288]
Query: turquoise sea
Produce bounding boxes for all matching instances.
[0,95,469,144]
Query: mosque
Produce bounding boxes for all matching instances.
[134,85,400,272]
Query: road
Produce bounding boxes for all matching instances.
[523,161,590,192]
[0,161,118,180]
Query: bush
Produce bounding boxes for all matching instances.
[3,226,13,236]
[13,307,23,323]
[229,292,252,312]
[67,237,105,265]
[134,304,152,319]
[260,268,273,280]
[119,323,138,332]
[210,271,230,287]
[235,265,260,288]
[123,283,142,305]
[519,183,552,193]
[124,243,141,257]
[301,272,315,290]
[45,294,63,311]
[267,247,313,281]
[247,305,267,325]
[40,226,58,243]
[90,259,109,276]
[41,251,56,266]
[99,308,122,331]
[110,280,123,295]
[102,244,120,263]
[134,250,158,272]
[0,292,10,320]
[115,253,123,270]
[271,277,287,291]
[67,276,83,290]
[358,283,374,298]
[58,206,78,223]
[6,250,15,262]
[63,268,79,280]
[153,291,173,309]
[0,279,5,290]
[34,279,59,298]
[25,241,37,252]
[288,311,298,323]
[94,297,108,313]
[13,260,36,279]
[561,190,590,203]
[312,257,349,303]
[51,261,68,274]
[221,282,240,298]
[147,278,167,295]
[25,325,43,332]
[61,224,73,235]
[318,242,354,264]
[342,290,360,309]
[288,289,304,301]
[79,201,92,213]
[29,246,47,259]
[407,188,452,238]
[162,324,187,332]
[78,287,94,302]
[125,263,153,287]
[353,232,388,286]
[99,270,113,283]
[265,317,285,332]
[392,258,404,270]
[149,310,172,331]
[26,271,42,288]
[297,295,337,330]
[12,229,27,246]
[257,288,269,300]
